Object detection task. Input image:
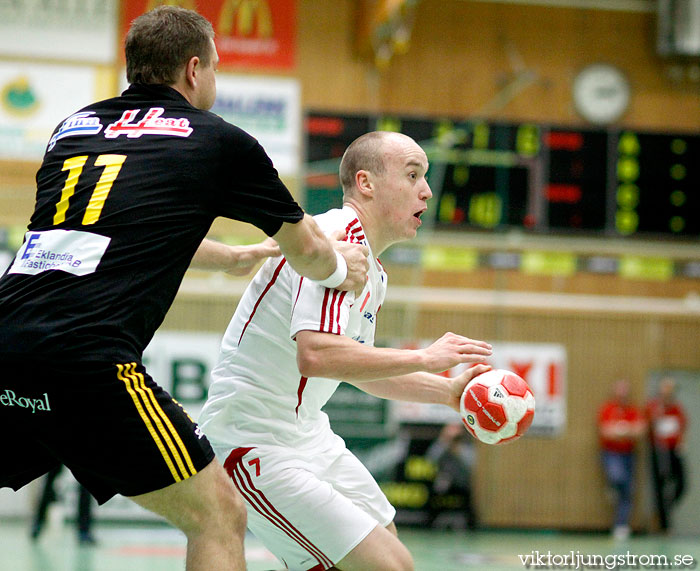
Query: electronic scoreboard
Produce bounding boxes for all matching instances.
[305,112,699,239]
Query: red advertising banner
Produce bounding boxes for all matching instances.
[122,0,296,70]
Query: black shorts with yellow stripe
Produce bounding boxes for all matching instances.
[0,360,215,504]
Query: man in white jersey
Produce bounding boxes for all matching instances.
[199,131,493,571]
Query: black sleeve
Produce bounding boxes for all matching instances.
[212,128,304,237]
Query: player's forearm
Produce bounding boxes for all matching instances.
[352,372,454,406]
[296,331,430,382]
[191,238,240,270]
[190,238,279,274]
[297,330,491,383]
[273,215,337,281]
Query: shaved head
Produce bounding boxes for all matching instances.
[339,131,396,196]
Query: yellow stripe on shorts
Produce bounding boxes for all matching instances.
[131,366,197,478]
[116,363,185,482]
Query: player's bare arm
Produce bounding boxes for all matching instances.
[352,363,493,412]
[295,330,492,382]
[274,215,369,291]
[190,237,281,275]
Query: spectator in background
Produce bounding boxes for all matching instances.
[425,422,478,530]
[646,376,687,533]
[597,379,646,540]
[30,465,96,545]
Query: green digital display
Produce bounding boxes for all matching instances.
[305,112,700,239]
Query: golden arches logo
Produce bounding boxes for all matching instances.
[146,0,196,10]
[218,0,273,38]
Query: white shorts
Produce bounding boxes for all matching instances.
[217,438,396,571]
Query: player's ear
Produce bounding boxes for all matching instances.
[184,56,200,88]
[355,170,373,197]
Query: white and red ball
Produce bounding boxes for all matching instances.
[460,369,535,445]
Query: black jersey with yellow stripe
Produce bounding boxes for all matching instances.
[0,84,304,363]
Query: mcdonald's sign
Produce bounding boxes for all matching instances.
[122,0,296,69]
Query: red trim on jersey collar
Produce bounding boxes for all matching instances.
[345,214,383,267]
[345,218,365,244]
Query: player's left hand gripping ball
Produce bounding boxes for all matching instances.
[460,369,535,445]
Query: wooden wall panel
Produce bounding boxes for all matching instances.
[0,161,40,227]
[298,0,699,130]
[414,268,700,299]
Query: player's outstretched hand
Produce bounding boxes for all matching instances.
[446,363,492,412]
[420,332,492,374]
[225,238,281,276]
[329,230,369,293]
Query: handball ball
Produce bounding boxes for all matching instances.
[460,369,535,445]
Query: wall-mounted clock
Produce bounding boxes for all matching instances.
[573,63,631,125]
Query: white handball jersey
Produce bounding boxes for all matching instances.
[199,206,387,451]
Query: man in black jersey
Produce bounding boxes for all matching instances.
[0,6,367,570]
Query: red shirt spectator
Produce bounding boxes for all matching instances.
[599,401,645,453]
[646,376,688,532]
[646,380,687,450]
[598,379,645,454]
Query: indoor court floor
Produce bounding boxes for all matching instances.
[0,518,698,571]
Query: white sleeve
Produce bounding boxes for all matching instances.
[289,274,355,339]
